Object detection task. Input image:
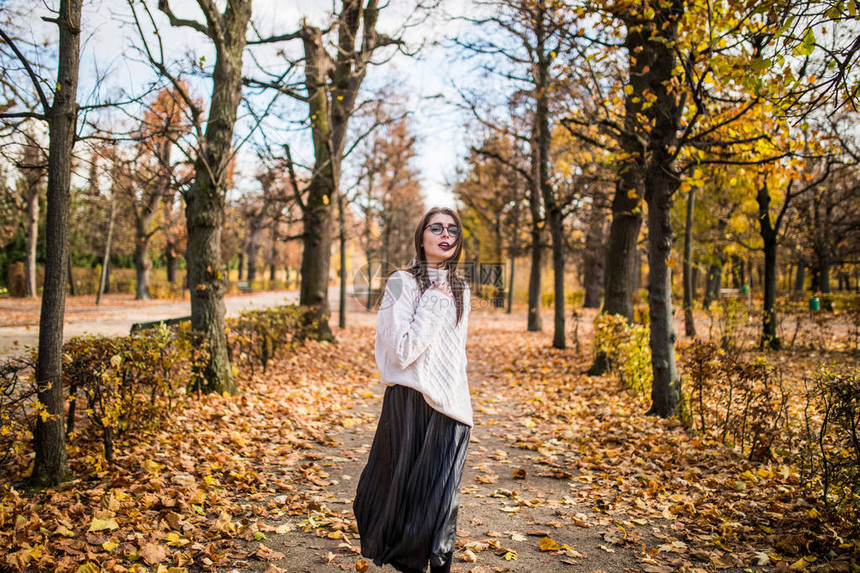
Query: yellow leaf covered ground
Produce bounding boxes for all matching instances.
[0,307,857,572]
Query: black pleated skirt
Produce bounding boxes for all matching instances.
[353,384,470,573]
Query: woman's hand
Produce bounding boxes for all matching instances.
[429,279,453,297]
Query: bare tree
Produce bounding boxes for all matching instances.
[15,139,47,297]
[248,0,423,340]
[131,0,254,393]
[456,0,576,346]
[0,0,84,485]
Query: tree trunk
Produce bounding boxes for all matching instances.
[246,228,260,281]
[494,216,506,308]
[269,230,278,281]
[96,193,115,306]
[819,256,831,294]
[297,3,385,340]
[164,199,178,284]
[645,173,681,417]
[183,0,251,394]
[587,163,642,375]
[134,232,152,300]
[365,251,374,309]
[527,126,543,333]
[66,250,76,296]
[702,216,727,309]
[703,262,721,308]
[583,207,606,309]
[338,192,347,328]
[32,0,82,487]
[532,10,564,347]
[794,260,805,293]
[166,245,176,283]
[603,168,644,319]
[549,207,565,348]
[756,183,781,350]
[635,0,684,418]
[691,265,699,302]
[298,172,335,340]
[683,185,696,337]
[527,225,543,331]
[102,257,111,294]
[25,183,39,297]
[506,254,515,314]
[298,28,338,342]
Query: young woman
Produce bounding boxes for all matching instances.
[353,207,473,573]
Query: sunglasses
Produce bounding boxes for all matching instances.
[425,223,461,237]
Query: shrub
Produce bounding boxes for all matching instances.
[0,359,36,472]
[592,313,652,396]
[802,368,860,514]
[227,305,318,375]
[707,297,754,350]
[64,324,199,463]
[0,304,316,473]
[682,342,791,462]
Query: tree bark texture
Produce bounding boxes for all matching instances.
[630,0,684,418]
[527,222,543,332]
[133,141,171,300]
[32,0,82,487]
[25,183,39,297]
[19,144,45,298]
[527,126,543,333]
[533,7,564,348]
[587,19,648,377]
[133,227,153,300]
[756,183,781,350]
[602,166,643,322]
[683,186,696,337]
[338,192,347,328]
[96,194,115,306]
[793,259,805,293]
[182,0,251,394]
[163,196,179,283]
[298,1,390,341]
[245,227,261,281]
[582,206,607,309]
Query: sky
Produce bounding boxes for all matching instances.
[38,0,484,208]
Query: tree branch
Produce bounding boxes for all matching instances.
[0,26,51,115]
[283,144,305,213]
[157,0,210,38]
[0,111,47,120]
[247,30,303,45]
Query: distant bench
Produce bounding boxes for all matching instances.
[237,281,252,293]
[130,316,191,334]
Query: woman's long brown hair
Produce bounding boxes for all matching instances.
[405,207,467,325]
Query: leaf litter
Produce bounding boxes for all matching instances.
[0,308,857,571]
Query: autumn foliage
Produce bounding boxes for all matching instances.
[0,306,857,571]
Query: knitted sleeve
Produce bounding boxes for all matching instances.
[377,271,449,369]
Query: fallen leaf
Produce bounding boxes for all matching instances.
[139,543,168,566]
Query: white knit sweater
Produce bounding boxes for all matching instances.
[375,267,473,427]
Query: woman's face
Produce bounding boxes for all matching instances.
[422,213,459,268]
